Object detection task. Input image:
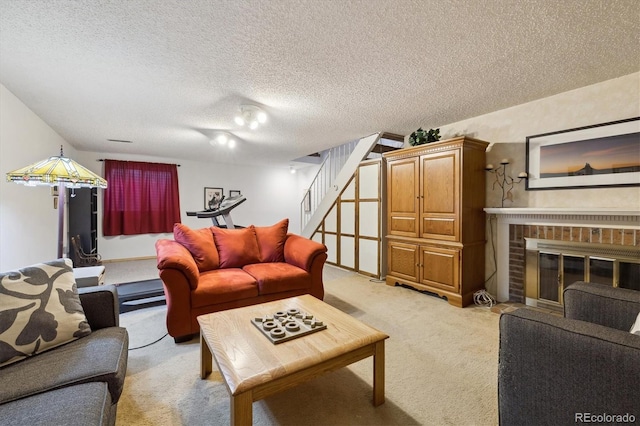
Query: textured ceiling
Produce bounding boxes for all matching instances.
[1,0,639,168]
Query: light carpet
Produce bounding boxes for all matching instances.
[116,272,500,425]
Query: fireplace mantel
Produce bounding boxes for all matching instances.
[484,208,640,302]
[484,208,639,226]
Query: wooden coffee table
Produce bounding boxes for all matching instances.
[198,294,389,425]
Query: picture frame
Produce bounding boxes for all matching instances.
[229,190,241,198]
[526,117,640,190]
[204,187,223,210]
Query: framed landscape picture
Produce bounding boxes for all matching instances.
[229,190,241,197]
[526,117,640,190]
[204,187,223,210]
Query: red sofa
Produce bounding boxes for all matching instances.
[155,219,327,342]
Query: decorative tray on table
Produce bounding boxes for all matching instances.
[251,308,327,344]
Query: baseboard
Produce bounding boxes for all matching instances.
[102,256,156,263]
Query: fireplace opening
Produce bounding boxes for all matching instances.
[525,239,640,310]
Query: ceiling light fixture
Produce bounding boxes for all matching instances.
[209,131,237,149]
[234,105,267,130]
[290,166,296,174]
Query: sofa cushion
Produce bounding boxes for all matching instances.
[0,259,91,367]
[211,226,261,268]
[192,269,259,308]
[173,223,219,271]
[0,382,113,426]
[255,219,289,263]
[0,327,128,405]
[243,263,311,296]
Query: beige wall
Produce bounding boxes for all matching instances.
[436,72,640,209]
[408,72,640,297]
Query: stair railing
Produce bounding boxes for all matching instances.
[300,133,380,236]
[300,140,356,229]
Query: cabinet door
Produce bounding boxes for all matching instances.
[420,245,460,292]
[388,240,419,282]
[421,150,459,241]
[387,157,419,237]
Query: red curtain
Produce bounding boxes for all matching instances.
[103,160,181,236]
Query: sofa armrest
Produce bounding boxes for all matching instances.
[563,281,640,332]
[498,309,640,426]
[283,234,327,272]
[155,239,201,339]
[155,239,199,289]
[78,284,119,329]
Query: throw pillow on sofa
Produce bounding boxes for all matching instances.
[0,258,91,367]
[254,218,289,263]
[174,223,220,271]
[211,226,261,268]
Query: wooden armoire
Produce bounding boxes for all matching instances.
[383,136,488,307]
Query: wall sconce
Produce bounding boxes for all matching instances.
[209,132,237,149]
[485,159,527,207]
[234,105,267,130]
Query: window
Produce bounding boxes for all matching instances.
[103,160,181,236]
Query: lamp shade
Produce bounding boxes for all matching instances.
[6,146,107,259]
[6,148,107,188]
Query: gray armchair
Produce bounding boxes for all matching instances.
[0,285,128,426]
[498,282,640,426]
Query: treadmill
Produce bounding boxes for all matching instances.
[186,194,247,228]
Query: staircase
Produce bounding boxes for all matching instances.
[300,133,382,237]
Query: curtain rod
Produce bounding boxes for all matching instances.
[97,159,181,167]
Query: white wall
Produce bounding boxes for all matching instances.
[436,72,640,209]
[1,83,308,269]
[0,84,80,270]
[74,150,304,260]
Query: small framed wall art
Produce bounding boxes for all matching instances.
[526,117,640,190]
[204,187,223,210]
[229,190,241,197]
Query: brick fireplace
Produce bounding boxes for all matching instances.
[484,208,640,303]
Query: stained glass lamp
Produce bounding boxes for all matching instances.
[6,146,107,258]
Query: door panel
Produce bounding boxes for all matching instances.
[421,150,459,241]
[359,238,379,276]
[388,158,419,237]
[388,241,418,282]
[420,245,459,292]
[422,217,455,237]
